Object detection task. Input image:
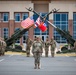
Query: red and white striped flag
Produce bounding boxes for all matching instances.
[21,17,34,29]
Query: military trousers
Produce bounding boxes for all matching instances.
[33,52,41,65]
[45,48,49,57]
[51,47,55,57]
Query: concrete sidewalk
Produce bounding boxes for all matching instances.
[5,51,76,57]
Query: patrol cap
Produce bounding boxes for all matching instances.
[36,36,40,39]
[51,37,54,40]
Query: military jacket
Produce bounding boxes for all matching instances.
[26,38,32,49]
[45,41,50,48]
[32,41,43,53]
[50,40,56,48]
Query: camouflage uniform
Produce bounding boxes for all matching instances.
[32,37,43,69]
[50,37,56,57]
[45,38,50,57]
[0,37,6,56]
[26,37,32,57]
[40,38,44,56]
[2,41,6,55]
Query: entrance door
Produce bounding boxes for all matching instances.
[33,13,49,42]
[42,35,48,42]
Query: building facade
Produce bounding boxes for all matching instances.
[0,0,76,47]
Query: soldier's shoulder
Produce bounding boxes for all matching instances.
[32,41,36,44]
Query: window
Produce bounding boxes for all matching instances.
[22,13,28,20]
[53,13,68,43]
[15,13,20,22]
[3,13,9,22]
[55,14,60,21]
[15,28,20,43]
[34,28,41,35]
[14,13,29,22]
[73,13,76,39]
[3,28,9,39]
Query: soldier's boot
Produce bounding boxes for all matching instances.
[52,53,54,57]
[34,64,37,69]
[45,53,47,57]
[28,53,30,57]
[38,63,40,69]
[27,53,30,57]
[46,53,48,57]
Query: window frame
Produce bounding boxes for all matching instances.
[3,27,9,39]
[73,12,76,39]
[14,13,21,22]
[22,13,29,20]
[53,12,68,43]
[2,12,9,22]
[15,28,20,43]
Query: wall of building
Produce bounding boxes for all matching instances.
[0,1,33,19]
[49,1,76,19]
[49,1,76,37]
[0,1,34,38]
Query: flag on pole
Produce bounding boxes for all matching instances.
[34,17,40,28]
[38,22,47,32]
[21,17,34,29]
[34,17,47,32]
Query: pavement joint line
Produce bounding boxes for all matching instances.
[0,59,4,62]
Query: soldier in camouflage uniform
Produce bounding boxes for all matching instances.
[45,38,50,57]
[2,39,6,55]
[39,37,45,56]
[0,37,6,56]
[50,37,56,57]
[32,37,43,69]
[26,36,32,57]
